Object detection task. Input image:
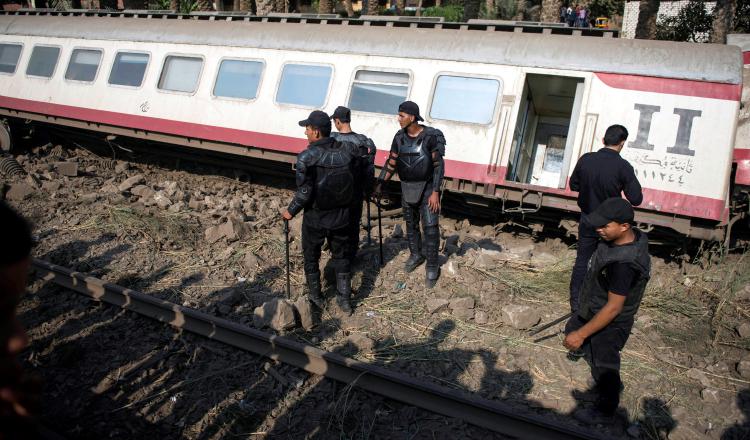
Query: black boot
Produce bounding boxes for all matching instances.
[306,272,324,309]
[336,272,353,315]
[404,226,425,273]
[424,226,440,288]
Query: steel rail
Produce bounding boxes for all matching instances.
[32,258,602,440]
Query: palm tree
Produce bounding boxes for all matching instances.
[540,0,561,22]
[710,0,736,43]
[634,0,659,39]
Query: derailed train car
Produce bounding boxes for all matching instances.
[0,13,745,241]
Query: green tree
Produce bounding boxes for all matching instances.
[655,0,713,42]
[586,0,624,19]
[734,0,749,32]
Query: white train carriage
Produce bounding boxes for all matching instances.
[0,14,744,240]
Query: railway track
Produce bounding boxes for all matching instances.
[32,257,603,440]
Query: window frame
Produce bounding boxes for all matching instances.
[273,61,335,109]
[427,71,504,127]
[345,66,413,117]
[156,53,206,96]
[107,50,152,90]
[25,44,62,80]
[0,42,24,76]
[64,46,104,84]
[211,56,266,102]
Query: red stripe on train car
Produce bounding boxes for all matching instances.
[0,95,728,221]
[744,52,750,65]
[595,73,742,101]
[734,149,750,185]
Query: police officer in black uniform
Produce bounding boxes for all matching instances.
[281,110,360,314]
[375,101,446,288]
[563,197,650,423]
[330,106,376,264]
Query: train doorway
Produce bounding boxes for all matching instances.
[506,73,584,189]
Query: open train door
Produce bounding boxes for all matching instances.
[506,73,585,189]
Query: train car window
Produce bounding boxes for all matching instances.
[65,49,102,83]
[430,75,500,124]
[276,64,332,107]
[109,52,149,87]
[0,44,22,74]
[158,55,203,93]
[26,45,60,78]
[348,70,409,115]
[214,59,263,100]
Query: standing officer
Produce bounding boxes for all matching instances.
[330,106,376,264]
[564,197,650,423]
[569,124,642,312]
[375,101,446,288]
[281,110,359,314]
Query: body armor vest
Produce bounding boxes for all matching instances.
[396,131,432,182]
[312,143,355,211]
[578,229,650,324]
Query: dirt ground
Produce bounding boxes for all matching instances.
[3,141,750,439]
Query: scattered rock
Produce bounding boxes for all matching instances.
[252,299,296,332]
[452,307,474,320]
[293,296,315,331]
[449,297,475,310]
[218,217,247,242]
[347,334,375,353]
[700,388,721,404]
[130,185,151,197]
[444,260,459,278]
[204,225,223,244]
[736,323,750,338]
[736,284,750,301]
[243,252,260,272]
[154,192,172,209]
[6,183,35,201]
[188,198,205,212]
[114,162,129,174]
[425,298,450,314]
[504,244,534,260]
[55,161,78,177]
[474,310,489,324]
[530,252,557,266]
[118,174,145,192]
[501,304,541,330]
[736,356,750,379]
[41,181,62,192]
[686,368,712,387]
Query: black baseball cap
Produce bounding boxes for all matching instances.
[330,106,351,123]
[298,110,331,130]
[398,101,424,122]
[588,198,635,228]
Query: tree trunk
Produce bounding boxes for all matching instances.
[710,0,736,43]
[169,0,177,9]
[318,0,332,13]
[634,0,659,39]
[396,0,405,13]
[416,0,423,16]
[215,0,224,10]
[540,0,560,22]
[513,0,525,20]
[485,0,495,18]
[462,0,481,20]
[196,0,213,10]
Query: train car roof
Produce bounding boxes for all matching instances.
[0,15,742,85]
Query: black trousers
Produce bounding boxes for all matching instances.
[570,215,599,312]
[346,197,364,261]
[402,187,440,269]
[565,315,632,415]
[302,221,350,276]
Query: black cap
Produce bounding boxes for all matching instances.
[298,110,331,131]
[330,106,351,123]
[398,101,424,122]
[588,198,635,228]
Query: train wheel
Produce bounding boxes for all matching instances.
[0,121,11,153]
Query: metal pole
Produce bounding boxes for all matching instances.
[377,198,384,266]
[283,219,291,297]
[366,199,372,246]
[528,312,572,336]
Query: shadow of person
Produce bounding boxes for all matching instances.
[722,388,750,440]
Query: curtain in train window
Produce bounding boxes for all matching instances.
[65,49,102,82]
[26,46,60,78]
[158,56,203,93]
[430,76,500,124]
[276,64,332,107]
[214,59,263,100]
[0,44,22,74]
[109,52,149,87]
[348,70,409,115]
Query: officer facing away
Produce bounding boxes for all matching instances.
[564,197,650,423]
[330,106,376,264]
[281,110,360,315]
[569,124,642,312]
[375,101,446,288]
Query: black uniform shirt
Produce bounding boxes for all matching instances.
[569,148,643,215]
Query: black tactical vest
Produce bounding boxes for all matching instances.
[578,229,650,325]
[312,143,355,211]
[395,131,432,182]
